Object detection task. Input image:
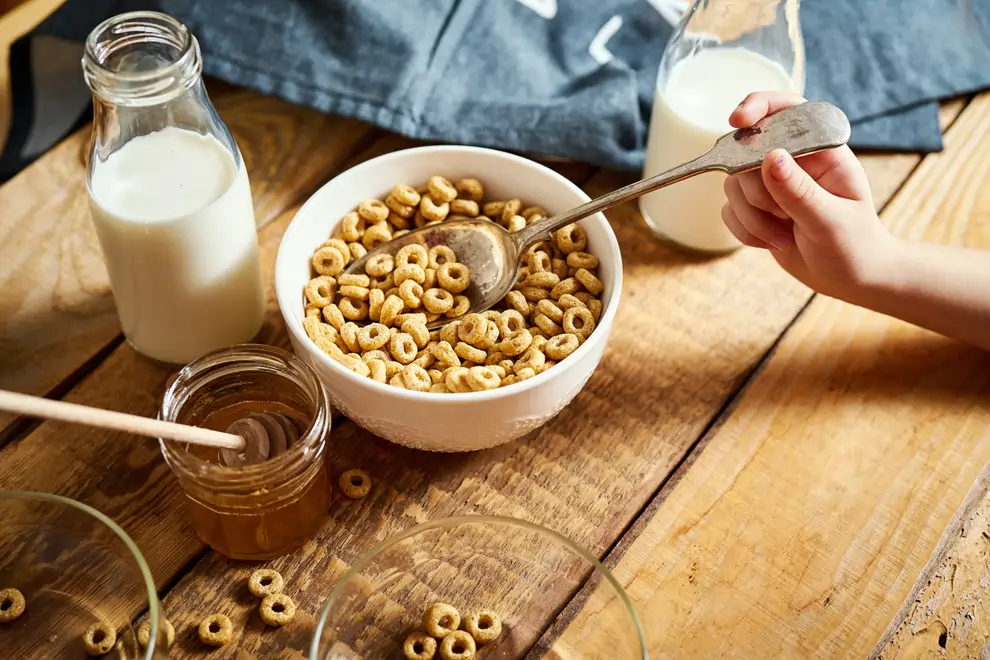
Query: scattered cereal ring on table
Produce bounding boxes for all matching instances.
[137,617,176,648]
[339,469,372,499]
[403,631,438,660]
[439,630,476,659]
[248,568,284,598]
[198,613,233,647]
[0,587,25,623]
[423,603,460,639]
[464,609,502,644]
[82,621,116,656]
[260,593,296,627]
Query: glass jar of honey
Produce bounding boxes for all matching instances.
[159,344,331,560]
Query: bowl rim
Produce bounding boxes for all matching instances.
[275,145,624,403]
[307,514,647,659]
[0,490,163,657]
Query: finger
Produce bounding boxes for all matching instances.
[734,170,788,219]
[721,204,770,249]
[762,149,844,240]
[724,177,794,250]
[793,146,874,203]
[729,91,808,128]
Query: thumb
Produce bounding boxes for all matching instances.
[761,149,841,234]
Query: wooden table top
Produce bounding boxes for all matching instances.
[1,84,987,659]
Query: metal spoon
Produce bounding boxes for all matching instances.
[345,100,852,329]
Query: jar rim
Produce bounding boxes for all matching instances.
[159,344,331,487]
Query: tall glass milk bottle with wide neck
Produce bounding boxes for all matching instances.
[83,11,265,364]
[640,0,804,254]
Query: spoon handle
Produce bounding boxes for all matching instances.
[0,389,245,450]
[511,100,851,252]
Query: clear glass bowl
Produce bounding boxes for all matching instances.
[310,515,646,659]
[0,492,167,658]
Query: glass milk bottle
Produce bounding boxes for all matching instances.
[640,0,804,253]
[83,11,265,364]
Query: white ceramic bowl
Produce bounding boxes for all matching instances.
[275,146,622,452]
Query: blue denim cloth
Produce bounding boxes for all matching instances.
[38,0,990,171]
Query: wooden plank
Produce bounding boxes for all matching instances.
[556,94,990,658]
[0,85,376,434]
[870,459,990,659]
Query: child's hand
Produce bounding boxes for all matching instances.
[721,92,894,302]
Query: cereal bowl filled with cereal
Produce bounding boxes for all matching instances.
[275,146,621,451]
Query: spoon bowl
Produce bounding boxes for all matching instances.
[344,100,851,328]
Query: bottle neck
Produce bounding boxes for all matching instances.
[83,10,203,107]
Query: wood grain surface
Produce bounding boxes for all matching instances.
[0,84,375,436]
[556,94,990,659]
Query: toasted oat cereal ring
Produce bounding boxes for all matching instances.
[363,349,390,364]
[553,223,588,253]
[423,603,461,639]
[438,263,471,293]
[539,360,557,373]
[550,277,581,299]
[357,323,390,351]
[498,359,516,374]
[338,273,371,288]
[339,297,369,321]
[260,593,296,627]
[83,621,116,656]
[339,285,370,301]
[515,267,530,286]
[534,313,563,337]
[427,175,458,203]
[398,279,425,309]
[457,314,487,345]
[305,303,322,319]
[507,215,526,233]
[423,288,454,314]
[524,271,560,289]
[305,276,337,308]
[385,360,404,379]
[421,268,437,290]
[531,335,548,352]
[420,195,450,222]
[519,286,550,303]
[336,353,371,377]
[455,342,487,364]
[304,315,334,343]
[489,364,506,379]
[312,246,346,277]
[514,367,537,382]
[366,253,395,277]
[575,268,604,296]
[390,211,412,230]
[428,245,457,269]
[428,368,444,384]
[386,193,416,219]
[429,382,449,393]
[380,295,405,327]
[404,631,438,660]
[499,198,522,223]
[485,350,506,366]
[349,242,367,260]
[501,374,519,386]
[402,319,430,349]
[546,333,580,360]
[563,306,596,337]
[499,329,533,357]
[444,367,473,393]
[430,341,461,368]
[340,211,365,242]
[467,366,501,391]
[390,373,406,388]
[248,568,284,598]
[476,319,500,350]
[552,257,569,279]
[555,293,586,311]
[395,244,429,269]
[326,238,352,265]
[522,205,548,220]
[446,295,471,318]
[455,177,484,202]
[371,273,395,292]
[573,291,595,304]
[0,588,25,622]
[526,250,552,274]
[368,289,385,322]
[390,333,418,364]
[482,200,506,218]
[339,469,372,499]
[339,322,360,352]
[401,364,432,392]
[449,198,479,217]
[439,630,476,659]
[391,184,421,207]
[322,302,345,329]
[566,251,599,269]
[137,617,175,648]
[394,264,427,287]
[363,222,393,249]
[588,298,603,321]
[358,198,390,223]
[366,358,387,383]
[439,321,461,345]
[395,313,428,328]
[464,609,502,645]
[536,299,564,325]
[504,291,530,317]
[515,346,546,373]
